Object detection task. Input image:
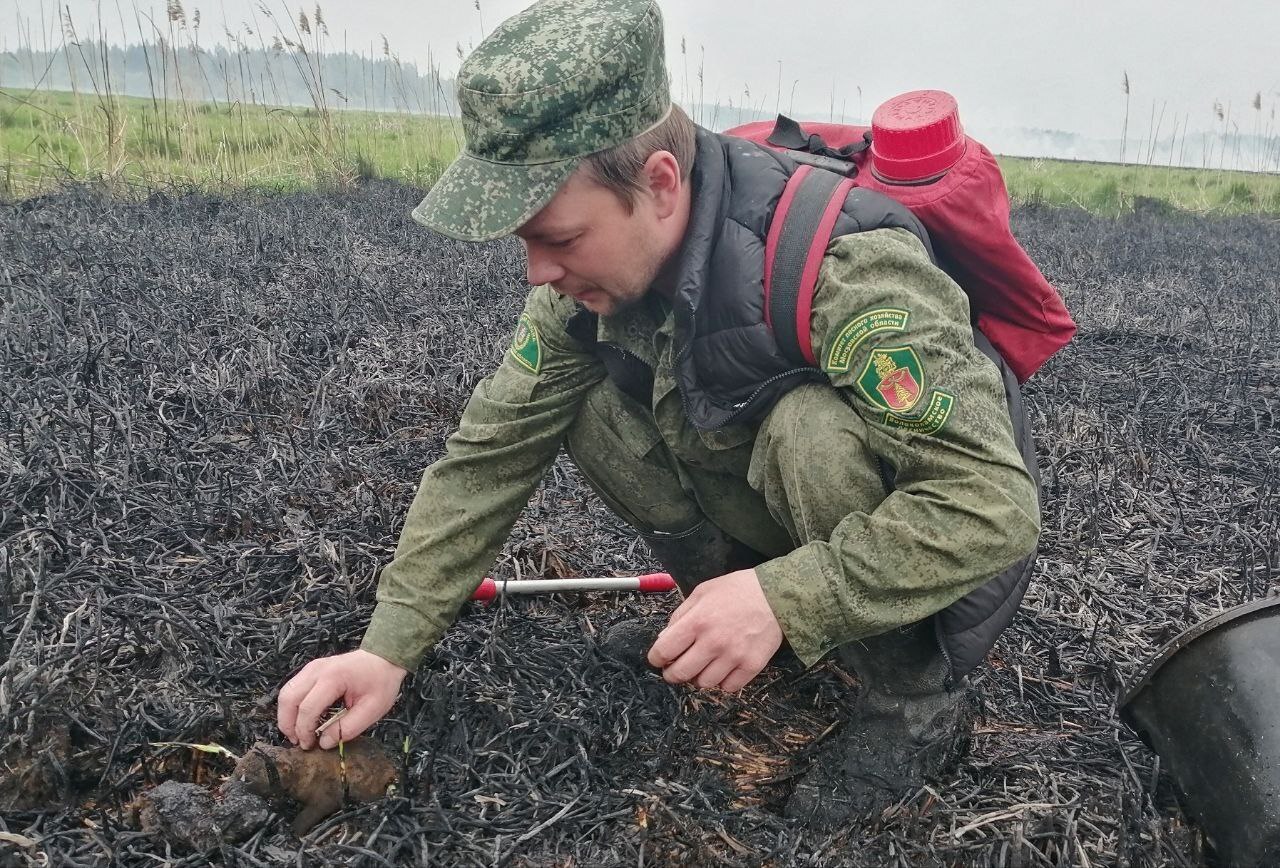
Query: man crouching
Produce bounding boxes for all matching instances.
[277,0,1041,826]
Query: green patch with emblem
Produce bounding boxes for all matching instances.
[857,346,926,413]
[509,314,542,374]
[884,391,955,434]
[824,308,910,373]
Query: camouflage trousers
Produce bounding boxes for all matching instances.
[564,379,949,696]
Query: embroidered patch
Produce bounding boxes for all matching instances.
[824,308,910,374]
[857,346,925,413]
[509,314,542,374]
[884,391,956,435]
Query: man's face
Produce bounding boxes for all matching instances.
[514,168,671,316]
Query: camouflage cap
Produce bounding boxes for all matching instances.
[412,0,671,242]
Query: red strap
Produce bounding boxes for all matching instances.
[763,165,811,331]
[765,166,858,366]
[795,176,856,365]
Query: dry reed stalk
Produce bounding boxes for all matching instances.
[1120,71,1130,163]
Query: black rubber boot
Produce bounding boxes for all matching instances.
[785,620,974,826]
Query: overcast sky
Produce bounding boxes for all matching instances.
[11,0,1280,141]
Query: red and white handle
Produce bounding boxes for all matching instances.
[471,572,676,603]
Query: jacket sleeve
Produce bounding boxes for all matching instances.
[360,286,606,671]
[753,228,1041,666]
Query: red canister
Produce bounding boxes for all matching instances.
[726,92,1077,383]
[869,89,966,184]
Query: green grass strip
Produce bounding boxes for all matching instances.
[4,88,1279,217]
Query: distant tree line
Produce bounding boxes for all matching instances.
[1,41,458,116]
[3,38,1274,170]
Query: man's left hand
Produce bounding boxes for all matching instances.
[647,569,783,693]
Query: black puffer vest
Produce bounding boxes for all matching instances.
[573,127,1039,686]
[670,129,936,431]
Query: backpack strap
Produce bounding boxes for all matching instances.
[763,164,858,367]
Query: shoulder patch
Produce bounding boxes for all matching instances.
[857,346,925,413]
[824,308,910,374]
[510,314,542,374]
[884,391,956,435]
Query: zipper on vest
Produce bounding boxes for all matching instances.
[672,298,700,424]
[673,296,822,431]
[934,617,957,691]
[718,366,819,427]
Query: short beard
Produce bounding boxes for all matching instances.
[592,255,665,317]
[600,284,650,316]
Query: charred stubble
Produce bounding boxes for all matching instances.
[1,183,1277,866]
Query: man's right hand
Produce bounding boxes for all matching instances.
[276,649,408,749]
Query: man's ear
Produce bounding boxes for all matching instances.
[643,150,682,219]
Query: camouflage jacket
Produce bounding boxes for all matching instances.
[360,226,1041,671]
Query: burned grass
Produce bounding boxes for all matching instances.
[1,182,1277,866]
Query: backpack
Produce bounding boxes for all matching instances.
[726,95,1076,383]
